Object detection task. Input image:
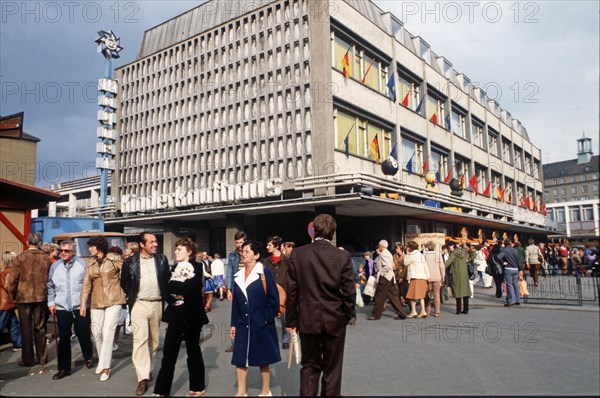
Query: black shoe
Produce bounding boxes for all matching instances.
[282,343,289,349]
[366,315,379,320]
[85,358,94,369]
[18,360,34,367]
[514,302,520,305]
[53,370,71,380]
[225,345,234,353]
[394,315,406,320]
[504,303,511,307]
[461,311,469,314]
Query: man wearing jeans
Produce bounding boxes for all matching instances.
[47,240,94,379]
[498,239,523,306]
[263,236,290,349]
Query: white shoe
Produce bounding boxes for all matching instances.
[257,391,272,397]
[95,367,103,374]
[100,371,110,381]
[112,343,119,351]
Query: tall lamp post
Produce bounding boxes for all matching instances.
[94,30,123,207]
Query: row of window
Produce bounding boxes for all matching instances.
[550,173,599,185]
[333,108,541,203]
[552,185,599,196]
[550,206,597,222]
[330,30,542,179]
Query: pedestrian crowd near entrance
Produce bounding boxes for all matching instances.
[1,219,599,396]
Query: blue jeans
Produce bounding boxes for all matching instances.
[279,312,290,345]
[0,310,22,348]
[504,269,520,305]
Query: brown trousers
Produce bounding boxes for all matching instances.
[370,277,407,319]
[17,302,48,365]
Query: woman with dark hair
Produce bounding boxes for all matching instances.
[230,241,280,397]
[487,243,505,299]
[154,237,209,397]
[445,240,471,315]
[80,235,126,381]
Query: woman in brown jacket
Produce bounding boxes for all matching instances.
[80,236,126,381]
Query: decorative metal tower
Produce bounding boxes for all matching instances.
[94,30,123,206]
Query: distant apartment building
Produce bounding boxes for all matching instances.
[544,135,600,243]
[109,0,547,256]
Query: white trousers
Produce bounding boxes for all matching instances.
[91,304,122,371]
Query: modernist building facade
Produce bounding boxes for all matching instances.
[544,135,599,244]
[111,0,547,256]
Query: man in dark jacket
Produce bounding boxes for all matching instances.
[120,232,171,395]
[7,233,51,367]
[498,238,523,306]
[286,214,356,396]
[263,235,290,349]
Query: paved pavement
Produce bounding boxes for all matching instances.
[1,285,598,396]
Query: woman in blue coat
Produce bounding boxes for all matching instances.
[230,241,280,397]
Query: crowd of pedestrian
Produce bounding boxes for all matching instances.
[1,227,598,396]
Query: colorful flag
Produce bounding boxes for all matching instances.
[508,191,513,204]
[421,155,430,174]
[542,203,547,216]
[343,123,355,159]
[430,112,438,125]
[401,87,410,107]
[469,174,478,196]
[496,185,504,201]
[445,113,451,130]
[435,162,441,183]
[483,181,491,196]
[444,164,454,183]
[415,96,424,114]
[361,58,375,83]
[525,195,532,210]
[519,194,525,207]
[370,135,381,162]
[341,45,351,77]
[386,73,397,102]
[389,143,397,160]
[406,152,414,174]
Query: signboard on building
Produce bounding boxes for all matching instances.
[403,232,446,251]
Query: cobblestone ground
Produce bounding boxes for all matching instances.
[1,284,598,396]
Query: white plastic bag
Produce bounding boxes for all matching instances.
[363,276,377,297]
[288,331,301,368]
[355,287,364,307]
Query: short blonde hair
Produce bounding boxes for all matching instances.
[42,242,59,255]
[126,242,139,254]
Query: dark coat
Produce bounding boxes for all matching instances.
[286,240,356,334]
[230,263,281,367]
[263,255,289,291]
[120,252,172,311]
[161,261,209,327]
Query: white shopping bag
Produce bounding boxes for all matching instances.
[363,276,377,297]
[355,287,364,307]
[288,331,301,368]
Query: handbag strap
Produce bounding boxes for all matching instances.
[261,273,267,295]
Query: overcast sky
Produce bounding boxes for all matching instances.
[1,0,598,187]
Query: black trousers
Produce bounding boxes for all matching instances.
[371,277,407,319]
[154,321,205,395]
[492,274,505,299]
[17,302,48,365]
[299,326,347,396]
[455,297,469,314]
[56,310,94,371]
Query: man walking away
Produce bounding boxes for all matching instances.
[286,214,356,396]
[6,233,52,367]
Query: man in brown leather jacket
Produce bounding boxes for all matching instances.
[6,233,52,367]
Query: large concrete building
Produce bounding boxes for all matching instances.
[110,0,547,257]
[544,135,600,245]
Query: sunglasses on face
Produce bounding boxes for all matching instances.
[59,249,73,253]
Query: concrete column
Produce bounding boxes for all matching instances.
[68,193,76,217]
[48,201,57,217]
[163,221,180,265]
[225,214,245,256]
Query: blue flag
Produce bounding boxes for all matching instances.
[386,73,396,102]
[406,152,414,174]
[343,123,355,159]
[445,112,451,130]
[415,97,424,114]
[390,143,397,160]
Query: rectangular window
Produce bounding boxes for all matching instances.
[430,150,448,183]
[502,139,512,164]
[583,206,594,220]
[334,108,391,162]
[332,34,357,79]
[398,76,421,110]
[582,185,588,193]
[570,208,581,222]
[571,187,577,194]
[401,136,423,172]
[472,119,484,148]
[560,188,566,195]
[581,175,587,181]
[553,189,558,196]
[571,176,576,183]
[593,184,598,192]
[555,208,565,222]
